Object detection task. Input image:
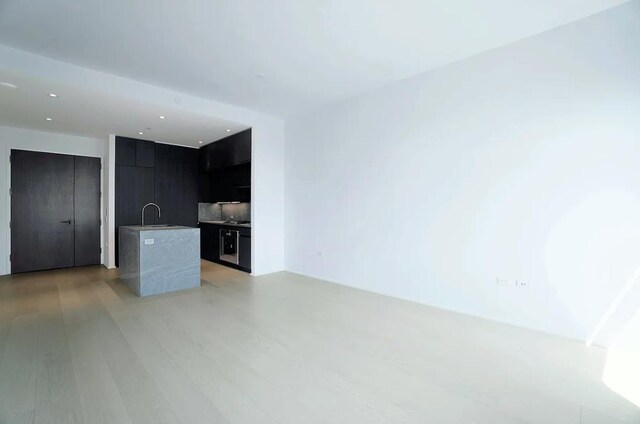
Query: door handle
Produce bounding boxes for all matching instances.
[61,219,72,224]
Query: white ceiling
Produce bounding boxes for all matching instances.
[0,68,248,147]
[0,0,630,118]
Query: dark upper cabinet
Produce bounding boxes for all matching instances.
[199,143,214,173]
[200,129,251,172]
[232,129,251,165]
[115,137,155,168]
[115,137,136,166]
[200,140,230,172]
[136,140,155,168]
[198,173,211,203]
[154,144,199,227]
[198,129,251,203]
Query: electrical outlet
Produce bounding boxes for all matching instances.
[516,280,529,287]
[496,277,511,287]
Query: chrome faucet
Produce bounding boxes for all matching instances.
[141,203,161,226]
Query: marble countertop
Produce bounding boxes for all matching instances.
[199,220,251,228]
[121,225,197,231]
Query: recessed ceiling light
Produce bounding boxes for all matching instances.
[45,117,53,121]
[226,129,231,132]
[48,93,58,98]
[255,73,267,79]
[198,141,203,144]
[138,132,144,135]
[159,116,165,119]
[0,82,18,89]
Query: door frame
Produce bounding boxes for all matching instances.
[5,147,104,274]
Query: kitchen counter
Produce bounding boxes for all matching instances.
[199,220,251,228]
[119,225,200,296]
[121,225,196,231]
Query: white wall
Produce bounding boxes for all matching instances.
[0,125,107,275]
[285,2,640,345]
[0,45,286,276]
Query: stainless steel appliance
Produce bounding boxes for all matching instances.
[219,229,240,265]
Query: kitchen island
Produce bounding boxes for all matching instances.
[119,225,200,296]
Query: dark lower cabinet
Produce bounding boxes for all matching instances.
[199,223,250,272]
[239,235,251,271]
[200,226,218,262]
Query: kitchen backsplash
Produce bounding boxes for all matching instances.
[221,203,251,221]
[198,203,222,221]
[198,202,250,222]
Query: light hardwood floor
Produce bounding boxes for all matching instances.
[0,261,638,424]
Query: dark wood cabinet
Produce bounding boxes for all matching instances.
[136,140,155,168]
[114,164,155,266]
[200,226,217,261]
[116,137,155,168]
[199,223,219,262]
[199,223,251,272]
[154,144,198,227]
[198,129,251,203]
[198,173,211,203]
[232,129,251,165]
[210,170,231,203]
[199,142,215,173]
[239,235,251,270]
[115,137,198,265]
[115,137,136,166]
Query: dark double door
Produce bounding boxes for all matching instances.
[10,150,101,273]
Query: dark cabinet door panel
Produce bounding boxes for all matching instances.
[200,227,215,261]
[198,173,212,203]
[136,140,155,168]
[201,143,217,173]
[115,137,136,166]
[199,223,223,262]
[115,165,155,265]
[154,144,198,227]
[239,235,251,271]
[211,170,231,203]
[74,156,102,267]
[198,130,251,203]
[232,129,252,165]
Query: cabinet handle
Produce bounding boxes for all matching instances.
[61,219,72,224]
